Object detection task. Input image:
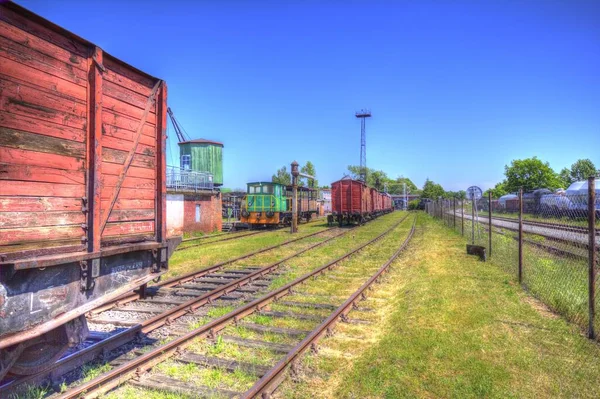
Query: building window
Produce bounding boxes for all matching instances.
[181,155,191,170]
[195,204,201,222]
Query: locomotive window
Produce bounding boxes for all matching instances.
[181,155,191,170]
[249,186,256,194]
[263,185,273,194]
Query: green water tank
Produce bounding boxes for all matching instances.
[178,139,224,186]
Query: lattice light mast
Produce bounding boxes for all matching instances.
[355,109,372,183]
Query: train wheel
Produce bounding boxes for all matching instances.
[8,315,88,376]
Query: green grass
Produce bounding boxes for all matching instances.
[453,215,596,334]
[278,213,600,398]
[165,221,331,280]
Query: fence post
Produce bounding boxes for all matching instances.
[471,198,475,244]
[518,188,523,284]
[461,200,464,236]
[453,198,456,229]
[588,176,597,339]
[488,191,492,257]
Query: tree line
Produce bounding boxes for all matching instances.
[271,157,598,200]
[485,157,598,198]
[420,157,598,200]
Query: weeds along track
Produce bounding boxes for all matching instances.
[178,218,328,251]
[88,226,337,316]
[0,227,341,396]
[45,214,411,398]
[1,214,406,397]
[178,231,265,250]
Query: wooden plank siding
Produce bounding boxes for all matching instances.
[0,2,166,258]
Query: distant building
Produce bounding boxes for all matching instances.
[166,138,224,235]
[320,189,332,214]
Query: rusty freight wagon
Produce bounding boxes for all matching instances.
[382,192,393,212]
[329,177,370,225]
[371,187,382,215]
[0,3,179,379]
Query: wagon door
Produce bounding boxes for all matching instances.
[99,57,166,247]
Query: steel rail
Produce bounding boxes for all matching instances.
[490,215,598,236]
[481,224,596,263]
[0,228,347,395]
[89,227,335,315]
[55,214,409,399]
[177,230,263,249]
[180,217,327,244]
[181,231,231,243]
[243,216,416,398]
[475,217,598,251]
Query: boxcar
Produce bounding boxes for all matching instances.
[370,188,381,214]
[0,2,179,379]
[329,178,369,225]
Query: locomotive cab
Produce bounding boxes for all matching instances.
[241,182,288,226]
[240,182,318,227]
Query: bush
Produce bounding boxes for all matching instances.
[408,199,420,210]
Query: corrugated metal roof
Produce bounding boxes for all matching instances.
[179,139,224,146]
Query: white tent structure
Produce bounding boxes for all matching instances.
[565,179,600,211]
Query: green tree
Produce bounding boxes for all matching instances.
[569,159,597,182]
[387,176,419,195]
[408,199,420,210]
[484,181,509,199]
[456,190,467,200]
[300,161,318,188]
[421,178,445,199]
[272,166,291,185]
[503,157,561,192]
[347,165,389,189]
[558,167,572,188]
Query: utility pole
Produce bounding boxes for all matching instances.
[291,161,299,234]
[290,161,314,234]
[355,109,372,183]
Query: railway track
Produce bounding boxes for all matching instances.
[89,227,337,316]
[27,214,411,398]
[479,223,595,263]
[489,215,599,236]
[178,218,327,251]
[1,214,405,397]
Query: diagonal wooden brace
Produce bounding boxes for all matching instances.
[100,80,162,234]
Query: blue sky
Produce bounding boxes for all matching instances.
[20,0,600,191]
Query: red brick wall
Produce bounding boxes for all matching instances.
[182,193,222,234]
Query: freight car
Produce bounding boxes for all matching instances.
[328,177,393,226]
[239,182,318,227]
[0,3,179,380]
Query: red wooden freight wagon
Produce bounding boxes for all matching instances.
[0,2,180,379]
[329,177,370,225]
[371,188,382,214]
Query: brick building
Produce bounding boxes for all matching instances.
[166,167,222,236]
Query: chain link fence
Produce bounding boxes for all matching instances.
[427,178,599,338]
[426,178,599,392]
